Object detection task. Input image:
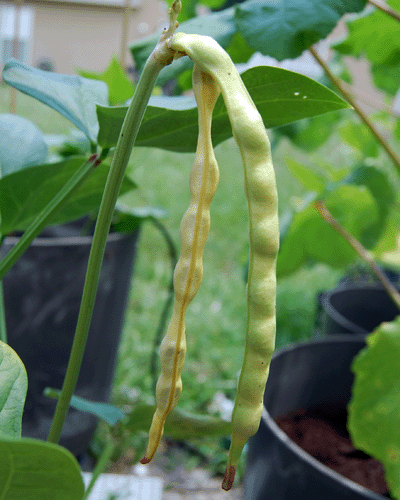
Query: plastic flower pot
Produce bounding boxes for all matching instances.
[319,285,400,335]
[1,218,139,457]
[245,336,389,500]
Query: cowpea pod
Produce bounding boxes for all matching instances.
[169,33,279,491]
[140,65,221,464]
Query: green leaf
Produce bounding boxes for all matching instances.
[0,114,48,177]
[111,203,167,233]
[0,341,27,438]
[234,0,368,61]
[125,404,231,440]
[339,120,379,158]
[277,184,379,277]
[347,165,396,248]
[0,435,84,500]
[129,8,236,80]
[348,317,400,500]
[44,388,125,427]
[2,59,108,143]
[285,157,327,195]
[76,55,135,106]
[0,156,136,236]
[97,66,350,152]
[333,0,400,96]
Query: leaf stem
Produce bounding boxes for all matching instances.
[315,200,400,311]
[309,46,400,175]
[82,438,117,500]
[47,3,181,445]
[0,153,101,281]
[0,280,7,344]
[369,0,400,22]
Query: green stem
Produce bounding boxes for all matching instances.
[46,3,181,444]
[82,438,117,500]
[0,153,102,281]
[0,280,7,344]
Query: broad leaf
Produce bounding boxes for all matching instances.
[333,0,400,96]
[130,8,236,80]
[0,341,27,438]
[348,317,400,500]
[77,55,135,106]
[339,120,379,158]
[0,436,84,500]
[0,114,48,177]
[2,59,108,143]
[126,404,231,440]
[277,184,379,277]
[97,66,350,152]
[44,388,125,427]
[0,156,136,236]
[234,0,368,60]
[347,165,396,249]
[285,157,327,195]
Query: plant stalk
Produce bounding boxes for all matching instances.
[315,200,400,311]
[47,0,181,445]
[0,153,102,281]
[82,438,117,500]
[309,46,400,175]
[0,280,7,344]
[369,0,400,22]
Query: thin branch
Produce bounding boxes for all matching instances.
[315,200,400,312]
[369,0,400,22]
[309,46,400,175]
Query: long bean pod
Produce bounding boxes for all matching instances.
[141,65,221,464]
[169,33,280,491]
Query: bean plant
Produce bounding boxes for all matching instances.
[1,0,398,497]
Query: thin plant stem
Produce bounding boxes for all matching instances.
[0,281,7,344]
[47,0,182,445]
[82,438,117,500]
[369,0,400,22]
[315,200,400,311]
[309,46,400,175]
[0,153,103,281]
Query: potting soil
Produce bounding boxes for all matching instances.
[275,407,391,498]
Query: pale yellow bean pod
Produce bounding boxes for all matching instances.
[169,33,279,491]
[141,65,221,464]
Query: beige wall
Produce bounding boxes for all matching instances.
[8,0,168,74]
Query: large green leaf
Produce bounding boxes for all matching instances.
[165,0,227,23]
[98,66,350,152]
[277,184,379,277]
[348,317,400,500]
[333,0,400,96]
[0,342,27,438]
[0,436,84,500]
[125,404,231,440]
[234,0,368,61]
[76,55,135,106]
[0,156,136,236]
[0,114,48,177]
[2,59,108,143]
[129,8,236,80]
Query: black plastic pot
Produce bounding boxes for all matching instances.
[245,336,388,500]
[319,286,400,335]
[1,219,139,457]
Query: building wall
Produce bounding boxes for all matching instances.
[1,0,168,74]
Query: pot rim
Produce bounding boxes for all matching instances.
[3,230,135,247]
[262,335,386,500]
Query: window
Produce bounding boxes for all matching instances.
[0,3,34,67]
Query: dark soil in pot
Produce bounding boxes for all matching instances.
[275,406,391,497]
